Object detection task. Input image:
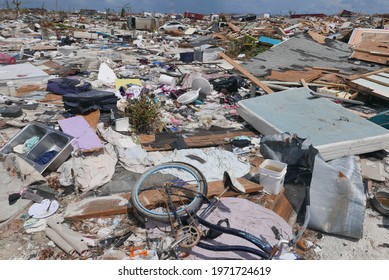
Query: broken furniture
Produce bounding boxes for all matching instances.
[0,122,74,174]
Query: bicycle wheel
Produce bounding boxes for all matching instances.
[131,162,208,223]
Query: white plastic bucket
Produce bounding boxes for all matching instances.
[6,81,16,96]
[259,159,287,195]
[159,74,177,86]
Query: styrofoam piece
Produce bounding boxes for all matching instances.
[191,77,212,95]
[177,89,200,104]
[259,159,287,195]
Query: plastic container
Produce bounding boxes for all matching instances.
[192,77,212,95]
[159,74,177,86]
[115,117,129,132]
[259,159,287,195]
[179,52,194,63]
[177,89,200,104]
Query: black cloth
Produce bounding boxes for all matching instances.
[63,89,118,114]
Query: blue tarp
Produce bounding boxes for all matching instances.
[258,36,281,46]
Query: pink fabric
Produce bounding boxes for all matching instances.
[0,53,16,64]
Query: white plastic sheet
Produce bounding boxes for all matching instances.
[309,156,366,239]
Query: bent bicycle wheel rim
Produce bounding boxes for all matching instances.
[131,162,207,223]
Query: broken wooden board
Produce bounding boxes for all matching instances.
[270,192,298,226]
[219,52,274,94]
[138,129,257,152]
[63,178,263,220]
[226,21,240,32]
[266,69,323,83]
[38,93,63,104]
[307,31,327,44]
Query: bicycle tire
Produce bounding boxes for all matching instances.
[131,162,208,223]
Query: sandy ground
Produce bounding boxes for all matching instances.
[315,207,389,260]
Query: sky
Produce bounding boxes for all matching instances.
[7,0,389,15]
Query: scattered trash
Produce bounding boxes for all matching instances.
[0,8,388,261]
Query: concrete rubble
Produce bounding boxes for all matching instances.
[0,8,389,260]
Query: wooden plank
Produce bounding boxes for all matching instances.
[271,192,297,226]
[226,22,240,32]
[64,178,263,220]
[300,79,309,88]
[64,193,132,220]
[266,69,323,83]
[348,68,389,80]
[138,130,257,152]
[219,52,274,94]
[312,67,341,72]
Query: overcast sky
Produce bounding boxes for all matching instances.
[10,0,389,15]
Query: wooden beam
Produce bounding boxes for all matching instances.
[64,178,263,220]
[300,79,309,88]
[226,21,240,32]
[312,66,340,72]
[348,68,389,80]
[219,52,274,94]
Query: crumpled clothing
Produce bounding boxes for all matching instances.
[98,127,154,174]
[34,150,58,165]
[23,136,40,153]
[58,144,117,192]
[13,144,24,154]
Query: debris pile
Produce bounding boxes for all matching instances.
[1,8,389,260]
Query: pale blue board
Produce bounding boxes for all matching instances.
[237,88,389,160]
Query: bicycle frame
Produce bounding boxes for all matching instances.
[131,162,309,260]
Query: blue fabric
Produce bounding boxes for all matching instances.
[23,136,40,153]
[34,150,58,165]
